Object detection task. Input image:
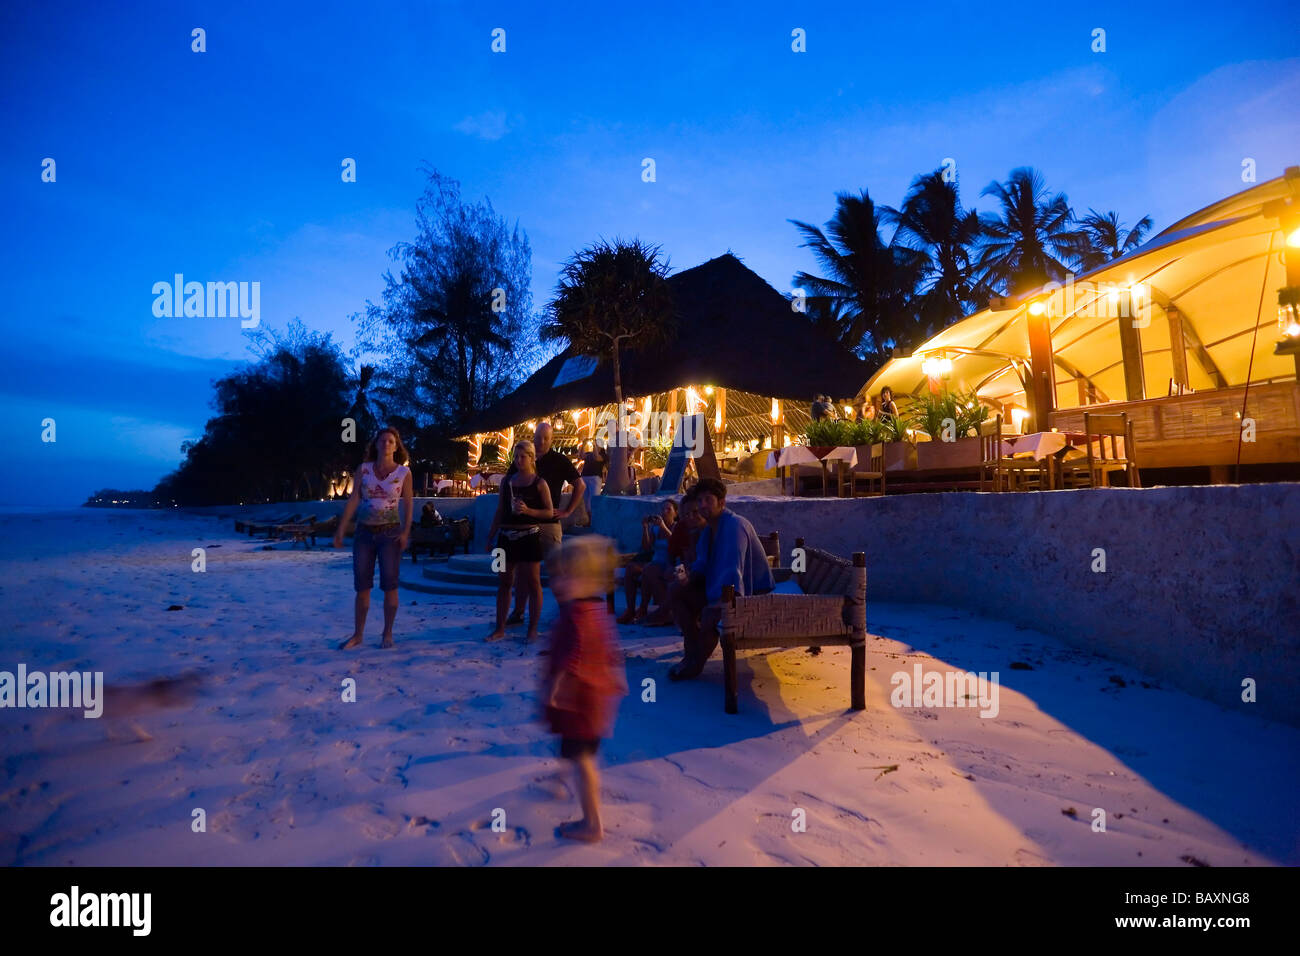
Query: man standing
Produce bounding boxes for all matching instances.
[667,478,774,681]
[503,421,585,624]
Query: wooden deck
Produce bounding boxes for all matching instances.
[1049,382,1300,470]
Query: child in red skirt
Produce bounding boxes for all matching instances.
[543,536,627,842]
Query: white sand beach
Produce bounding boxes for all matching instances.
[1,508,1296,866]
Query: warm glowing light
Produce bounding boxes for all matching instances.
[843,405,854,417]
[704,386,714,395]
[783,434,792,446]
[771,398,781,423]
[1011,407,1030,430]
[641,395,653,417]
[1288,226,1300,248]
[921,355,953,378]
[1027,300,1046,316]
[685,386,704,415]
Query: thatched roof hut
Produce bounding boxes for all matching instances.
[456,253,873,450]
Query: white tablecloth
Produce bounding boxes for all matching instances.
[766,445,858,470]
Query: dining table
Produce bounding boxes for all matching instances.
[1002,431,1087,489]
[766,445,858,496]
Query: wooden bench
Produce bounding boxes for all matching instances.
[408,518,472,562]
[719,546,866,714]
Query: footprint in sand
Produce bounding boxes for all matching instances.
[524,772,573,801]
[1012,847,1052,866]
[344,803,403,841]
[465,816,531,848]
[449,831,491,866]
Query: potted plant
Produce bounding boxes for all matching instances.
[877,412,918,471]
[908,389,988,471]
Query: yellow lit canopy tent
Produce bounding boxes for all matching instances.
[864,171,1300,434]
[454,254,873,464]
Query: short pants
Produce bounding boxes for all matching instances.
[497,528,544,564]
[560,737,600,759]
[353,522,402,592]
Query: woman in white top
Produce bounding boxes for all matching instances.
[334,427,413,649]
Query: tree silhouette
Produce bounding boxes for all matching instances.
[976,167,1083,294]
[790,189,924,357]
[541,238,676,406]
[1074,209,1154,272]
[884,170,989,334]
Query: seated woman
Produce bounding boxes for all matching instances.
[617,498,678,624]
[420,502,443,527]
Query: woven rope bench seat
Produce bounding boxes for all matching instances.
[718,545,866,714]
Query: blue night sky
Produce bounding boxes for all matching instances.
[3,0,1298,504]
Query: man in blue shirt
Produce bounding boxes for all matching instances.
[668,478,774,681]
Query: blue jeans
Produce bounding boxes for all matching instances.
[353,523,401,592]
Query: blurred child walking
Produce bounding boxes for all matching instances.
[541,536,627,842]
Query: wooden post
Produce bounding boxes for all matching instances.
[850,552,866,711]
[1117,294,1147,401]
[1026,309,1056,432]
[715,387,727,450]
[1167,304,1190,392]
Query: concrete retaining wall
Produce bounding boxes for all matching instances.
[590,485,1300,727]
[189,497,479,526]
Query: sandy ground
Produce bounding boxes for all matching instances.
[1,509,1296,866]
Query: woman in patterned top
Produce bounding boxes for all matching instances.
[333,427,413,649]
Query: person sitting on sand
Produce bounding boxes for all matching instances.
[485,440,554,643]
[668,478,774,681]
[334,427,414,650]
[617,498,677,625]
[541,535,627,843]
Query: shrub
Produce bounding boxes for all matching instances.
[906,389,987,441]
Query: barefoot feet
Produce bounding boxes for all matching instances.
[380,634,394,649]
[339,633,363,650]
[557,820,603,843]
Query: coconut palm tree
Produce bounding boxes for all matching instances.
[541,238,676,407]
[790,189,924,356]
[976,168,1084,295]
[1074,209,1155,272]
[884,170,989,334]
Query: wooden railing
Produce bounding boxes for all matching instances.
[1049,382,1300,468]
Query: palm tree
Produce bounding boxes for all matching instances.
[884,170,989,334]
[541,238,676,406]
[790,189,924,357]
[1074,209,1155,272]
[976,167,1084,295]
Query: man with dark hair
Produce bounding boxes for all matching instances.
[667,477,774,681]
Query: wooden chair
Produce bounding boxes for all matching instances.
[979,417,1046,491]
[1060,412,1141,488]
[241,512,298,535]
[718,547,867,715]
[844,443,886,497]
